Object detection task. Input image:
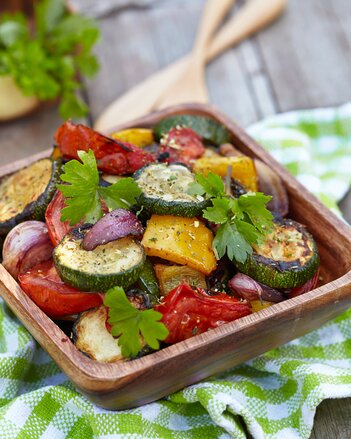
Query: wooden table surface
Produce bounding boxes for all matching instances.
[1,0,351,436]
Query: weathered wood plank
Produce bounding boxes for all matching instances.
[312,398,351,439]
[83,0,259,126]
[256,0,351,111]
[0,106,61,166]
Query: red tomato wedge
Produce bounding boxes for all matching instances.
[18,260,102,318]
[55,120,155,175]
[155,283,252,344]
[45,191,74,246]
[159,127,205,165]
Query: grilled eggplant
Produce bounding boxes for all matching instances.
[0,158,61,236]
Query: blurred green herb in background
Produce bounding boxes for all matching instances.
[0,0,100,119]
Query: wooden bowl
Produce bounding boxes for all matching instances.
[0,104,350,410]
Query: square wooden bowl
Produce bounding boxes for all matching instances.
[0,104,350,410]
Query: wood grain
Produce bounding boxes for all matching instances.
[0,104,350,410]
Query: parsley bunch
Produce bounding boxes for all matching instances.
[0,0,100,119]
[58,150,141,225]
[188,173,274,263]
[104,287,169,358]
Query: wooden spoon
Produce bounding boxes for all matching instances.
[94,0,287,132]
[154,0,235,109]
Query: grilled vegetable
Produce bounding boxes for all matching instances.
[2,221,53,279]
[82,209,144,251]
[137,258,160,303]
[193,156,258,192]
[155,283,252,344]
[141,215,217,275]
[228,273,286,302]
[154,264,207,296]
[73,289,150,362]
[110,128,154,148]
[18,260,102,318]
[54,225,145,291]
[287,270,319,298]
[45,190,77,246]
[55,120,154,175]
[99,174,123,186]
[0,158,61,236]
[235,219,319,289]
[254,159,289,217]
[73,306,124,363]
[134,163,208,217]
[157,127,205,165]
[153,115,230,146]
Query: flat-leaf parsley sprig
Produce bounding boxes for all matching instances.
[188,172,274,264]
[58,149,141,225]
[103,286,169,358]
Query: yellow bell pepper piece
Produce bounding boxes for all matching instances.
[154,264,207,295]
[141,215,217,275]
[110,128,154,148]
[250,300,273,313]
[193,156,258,192]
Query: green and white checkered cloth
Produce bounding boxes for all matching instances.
[0,103,350,439]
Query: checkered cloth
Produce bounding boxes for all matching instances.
[0,104,350,438]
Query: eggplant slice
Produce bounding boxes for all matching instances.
[0,158,61,236]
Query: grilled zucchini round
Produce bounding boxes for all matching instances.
[134,163,208,217]
[235,219,319,289]
[0,158,61,236]
[54,226,145,292]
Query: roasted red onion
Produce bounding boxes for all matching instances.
[2,221,54,279]
[254,159,289,217]
[228,273,286,303]
[287,270,319,298]
[82,208,144,251]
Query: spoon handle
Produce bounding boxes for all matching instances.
[207,0,288,61]
[192,0,235,62]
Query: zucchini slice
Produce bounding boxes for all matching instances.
[0,158,61,236]
[73,306,124,363]
[153,115,230,146]
[134,163,208,217]
[235,219,319,289]
[54,226,145,291]
[136,258,160,304]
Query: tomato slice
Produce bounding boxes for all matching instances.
[158,127,205,165]
[45,191,75,246]
[18,260,102,318]
[155,283,252,344]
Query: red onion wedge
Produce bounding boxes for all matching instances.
[228,273,286,303]
[2,221,54,279]
[287,270,319,298]
[82,208,144,251]
[254,159,289,217]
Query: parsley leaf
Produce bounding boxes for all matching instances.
[189,170,274,264]
[104,286,169,358]
[0,0,100,119]
[58,150,141,225]
[188,172,224,198]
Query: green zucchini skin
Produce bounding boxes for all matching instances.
[54,226,145,292]
[0,158,62,236]
[134,163,209,218]
[136,258,160,304]
[153,115,230,146]
[235,219,320,289]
